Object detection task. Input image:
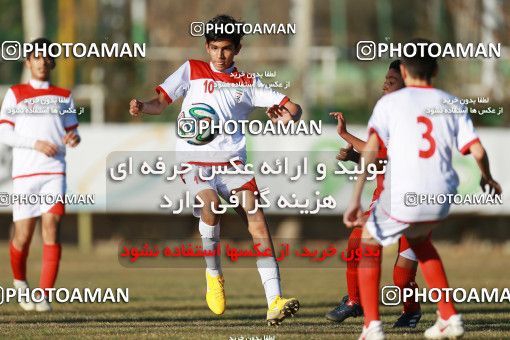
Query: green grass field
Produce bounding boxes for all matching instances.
[0,240,509,339]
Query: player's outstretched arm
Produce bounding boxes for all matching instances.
[469,141,502,196]
[343,133,379,228]
[329,112,366,152]
[266,100,302,124]
[129,92,169,116]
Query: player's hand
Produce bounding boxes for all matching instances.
[336,143,360,163]
[480,176,502,197]
[63,130,81,148]
[329,112,347,137]
[266,104,287,120]
[343,201,364,228]
[129,99,144,116]
[35,140,58,157]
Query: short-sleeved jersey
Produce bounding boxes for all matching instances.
[367,85,479,222]
[156,60,288,163]
[0,79,79,179]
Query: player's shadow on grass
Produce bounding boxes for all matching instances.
[459,306,510,314]
[449,305,510,331]
[227,297,357,310]
[0,314,264,325]
[464,316,510,331]
[81,303,266,313]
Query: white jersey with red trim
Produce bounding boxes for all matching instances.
[0,79,79,179]
[367,86,479,222]
[156,60,288,163]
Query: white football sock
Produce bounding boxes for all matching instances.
[257,256,282,306]
[199,218,222,277]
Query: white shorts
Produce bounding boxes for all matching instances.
[365,200,440,247]
[180,163,258,218]
[12,174,66,222]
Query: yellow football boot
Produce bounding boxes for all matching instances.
[266,296,300,326]
[205,271,226,315]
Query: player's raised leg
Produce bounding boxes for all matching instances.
[235,189,299,326]
[197,188,226,315]
[11,217,37,311]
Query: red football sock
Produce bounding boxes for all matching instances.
[39,243,62,295]
[393,265,420,313]
[410,238,456,320]
[10,241,29,281]
[346,227,362,303]
[358,242,382,326]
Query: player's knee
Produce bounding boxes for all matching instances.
[247,221,269,239]
[41,222,60,243]
[201,200,221,225]
[12,233,31,250]
[237,190,257,211]
[197,192,221,225]
[245,209,267,236]
[12,227,33,247]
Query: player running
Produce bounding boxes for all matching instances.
[129,15,302,325]
[343,38,501,339]
[0,38,81,311]
[326,60,423,328]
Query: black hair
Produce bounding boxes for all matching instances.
[388,60,401,74]
[205,15,244,47]
[401,38,437,80]
[27,37,56,68]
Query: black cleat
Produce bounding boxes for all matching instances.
[392,310,422,328]
[325,295,363,323]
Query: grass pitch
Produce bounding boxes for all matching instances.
[0,240,509,339]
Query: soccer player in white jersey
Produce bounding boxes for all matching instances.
[0,38,81,312]
[129,15,302,325]
[326,61,424,329]
[343,38,501,340]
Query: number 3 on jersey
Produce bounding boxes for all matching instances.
[417,116,436,158]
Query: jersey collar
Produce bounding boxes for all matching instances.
[209,62,237,74]
[29,79,50,89]
[407,85,434,89]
